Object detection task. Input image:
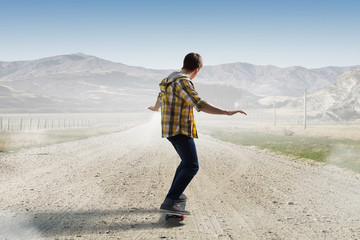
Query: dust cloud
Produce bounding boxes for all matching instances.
[0,210,41,240]
[326,144,360,172]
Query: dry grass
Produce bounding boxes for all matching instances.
[0,112,152,152]
[197,115,360,173]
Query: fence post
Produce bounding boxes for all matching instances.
[304,89,307,130]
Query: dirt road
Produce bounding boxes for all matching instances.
[1,114,360,240]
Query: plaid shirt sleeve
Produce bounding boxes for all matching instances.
[156,92,162,103]
[175,79,206,111]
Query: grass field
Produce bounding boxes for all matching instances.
[0,112,152,152]
[198,117,360,173]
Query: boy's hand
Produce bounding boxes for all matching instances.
[148,106,159,111]
[148,100,161,111]
[226,110,247,116]
[200,103,247,116]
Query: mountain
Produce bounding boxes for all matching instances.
[0,53,165,79]
[0,53,170,112]
[282,69,360,121]
[0,53,256,112]
[0,53,359,114]
[197,63,360,97]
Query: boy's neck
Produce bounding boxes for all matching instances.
[181,68,199,80]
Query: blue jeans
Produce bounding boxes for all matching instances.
[166,134,199,201]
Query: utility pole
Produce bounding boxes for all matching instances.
[273,103,277,126]
[304,89,307,130]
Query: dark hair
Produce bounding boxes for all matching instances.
[182,52,203,71]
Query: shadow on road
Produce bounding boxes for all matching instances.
[29,208,184,237]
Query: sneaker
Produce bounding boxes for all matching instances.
[160,204,191,215]
[178,193,187,202]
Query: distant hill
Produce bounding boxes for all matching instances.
[283,69,360,121]
[0,53,167,112]
[0,53,359,114]
[197,62,360,97]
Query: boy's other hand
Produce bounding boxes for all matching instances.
[148,106,159,111]
[226,110,247,116]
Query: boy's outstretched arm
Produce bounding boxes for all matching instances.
[148,99,161,111]
[200,103,247,116]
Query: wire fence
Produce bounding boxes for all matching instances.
[0,108,352,133]
[0,112,152,132]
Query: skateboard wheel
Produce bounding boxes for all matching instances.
[165,214,169,220]
[180,216,184,221]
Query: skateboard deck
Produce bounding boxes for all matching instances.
[163,200,188,221]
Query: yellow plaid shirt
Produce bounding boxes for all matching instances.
[157,72,206,138]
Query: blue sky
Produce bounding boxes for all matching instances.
[1,0,359,69]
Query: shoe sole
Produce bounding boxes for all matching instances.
[160,209,191,215]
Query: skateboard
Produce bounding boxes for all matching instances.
[164,200,188,221]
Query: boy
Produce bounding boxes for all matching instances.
[148,52,247,214]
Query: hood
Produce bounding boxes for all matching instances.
[159,72,189,92]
